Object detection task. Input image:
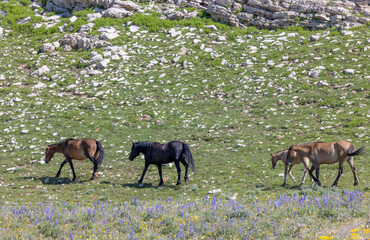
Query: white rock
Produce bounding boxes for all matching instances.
[169,28,181,37]
[343,69,354,75]
[21,129,29,134]
[101,32,120,40]
[96,59,110,69]
[69,16,77,23]
[129,25,140,33]
[52,41,60,48]
[79,23,95,32]
[208,189,221,194]
[205,25,218,31]
[103,8,132,18]
[217,36,227,41]
[40,43,55,53]
[32,82,47,89]
[31,65,50,77]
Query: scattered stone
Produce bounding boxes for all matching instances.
[276,135,284,139]
[59,33,109,51]
[79,23,95,33]
[308,70,321,78]
[205,25,218,31]
[137,114,152,121]
[69,16,78,23]
[31,65,50,77]
[99,27,120,40]
[16,17,31,24]
[32,82,47,89]
[40,43,55,53]
[96,59,110,69]
[129,25,140,33]
[103,8,133,19]
[343,69,355,75]
[217,36,227,41]
[310,35,320,41]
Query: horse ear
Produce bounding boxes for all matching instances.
[288,145,293,150]
[270,153,273,157]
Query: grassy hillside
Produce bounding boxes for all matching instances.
[0,1,368,239]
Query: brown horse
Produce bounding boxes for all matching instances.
[271,150,313,186]
[285,141,365,187]
[45,138,105,181]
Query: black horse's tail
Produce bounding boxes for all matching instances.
[96,141,105,166]
[346,145,365,157]
[183,143,195,173]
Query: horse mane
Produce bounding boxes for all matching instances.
[135,141,156,149]
[48,138,75,147]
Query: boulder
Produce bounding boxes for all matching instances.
[31,65,50,77]
[103,7,133,18]
[40,43,56,53]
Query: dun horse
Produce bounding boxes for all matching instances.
[45,138,105,181]
[285,141,365,187]
[271,150,313,186]
[129,141,195,186]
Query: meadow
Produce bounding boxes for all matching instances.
[0,0,369,239]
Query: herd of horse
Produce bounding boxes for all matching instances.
[44,138,365,187]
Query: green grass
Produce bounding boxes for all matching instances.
[0,2,369,239]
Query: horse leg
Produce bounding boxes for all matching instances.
[300,159,310,185]
[316,166,320,183]
[55,159,68,178]
[67,158,77,181]
[332,161,344,187]
[157,164,164,186]
[138,163,149,184]
[347,157,359,186]
[282,164,288,186]
[86,155,98,180]
[175,160,181,185]
[309,164,320,186]
[180,159,189,183]
[288,165,296,183]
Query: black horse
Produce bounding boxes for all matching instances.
[129,141,195,186]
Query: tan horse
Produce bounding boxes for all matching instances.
[271,150,313,186]
[285,141,365,187]
[45,138,105,181]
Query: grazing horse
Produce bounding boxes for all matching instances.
[271,150,313,186]
[285,141,365,187]
[45,138,105,181]
[129,141,195,186]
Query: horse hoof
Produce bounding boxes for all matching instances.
[176,182,181,185]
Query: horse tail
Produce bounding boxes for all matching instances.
[183,143,196,173]
[96,141,105,166]
[346,145,365,157]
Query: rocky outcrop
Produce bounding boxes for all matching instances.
[58,33,109,51]
[45,0,369,30]
[205,0,369,29]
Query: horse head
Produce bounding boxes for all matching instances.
[270,153,279,169]
[285,146,296,165]
[44,146,54,163]
[129,143,140,161]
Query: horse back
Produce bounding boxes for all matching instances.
[314,141,351,163]
[65,138,97,160]
[150,141,184,164]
